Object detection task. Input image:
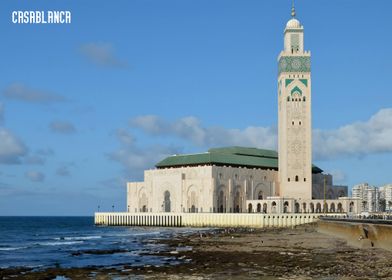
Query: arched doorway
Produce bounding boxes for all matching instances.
[218,190,225,213]
[316,203,321,213]
[164,191,171,212]
[248,203,253,213]
[295,202,300,213]
[337,203,343,213]
[330,203,336,213]
[323,202,328,213]
[271,201,277,213]
[142,205,147,212]
[257,203,261,213]
[263,203,268,213]
[310,203,315,213]
[258,191,263,200]
[284,201,289,213]
[233,189,241,213]
[190,205,196,213]
[349,201,354,212]
[302,203,307,213]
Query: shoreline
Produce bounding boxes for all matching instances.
[1,224,392,279]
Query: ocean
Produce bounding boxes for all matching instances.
[0,216,197,270]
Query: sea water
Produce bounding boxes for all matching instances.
[0,216,196,270]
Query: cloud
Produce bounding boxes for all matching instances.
[0,128,28,164]
[80,43,128,68]
[313,108,392,160]
[49,121,76,134]
[25,171,45,182]
[2,83,66,104]
[112,108,392,179]
[36,148,54,156]
[129,115,277,149]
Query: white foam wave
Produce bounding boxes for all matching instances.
[54,235,102,241]
[0,246,26,251]
[39,241,83,246]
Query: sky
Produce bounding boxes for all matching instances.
[0,0,392,216]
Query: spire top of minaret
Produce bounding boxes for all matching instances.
[291,0,296,18]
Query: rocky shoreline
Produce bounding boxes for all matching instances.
[1,223,392,279]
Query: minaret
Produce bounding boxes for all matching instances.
[277,3,312,200]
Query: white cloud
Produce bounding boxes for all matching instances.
[80,43,128,68]
[313,108,392,160]
[129,115,278,149]
[25,171,45,182]
[113,108,392,179]
[0,128,28,164]
[3,83,66,104]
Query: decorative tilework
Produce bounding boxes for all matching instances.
[278,56,310,75]
[291,86,302,96]
[299,79,308,87]
[285,79,294,87]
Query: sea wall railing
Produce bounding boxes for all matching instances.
[94,212,346,228]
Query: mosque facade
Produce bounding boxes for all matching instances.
[126,6,361,215]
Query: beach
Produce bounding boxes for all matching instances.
[2,223,392,279]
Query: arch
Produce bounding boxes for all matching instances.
[138,188,148,212]
[302,202,307,213]
[295,202,300,213]
[187,185,198,213]
[310,202,315,213]
[330,203,336,213]
[295,175,299,182]
[349,201,354,212]
[284,201,289,213]
[217,185,226,213]
[263,203,268,213]
[254,183,269,200]
[233,185,242,213]
[271,201,277,213]
[248,203,253,213]
[316,203,322,213]
[291,86,302,96]
[164,191,171,212]
[257,203,261,213]
[337,203,343,213]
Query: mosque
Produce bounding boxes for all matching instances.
[126,5,361,215]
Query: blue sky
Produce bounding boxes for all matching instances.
[1,0,392,215]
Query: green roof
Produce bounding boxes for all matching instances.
[156,146,323,173]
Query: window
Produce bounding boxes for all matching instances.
[303,96,306,102]
[304,178,306,182]
[292,121,294,125]
[287,96,290,101]
[299,121,302,125]
[288,178,290,182]
[295,175,299,182]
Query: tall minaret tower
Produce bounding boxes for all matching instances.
[278,3,312,200]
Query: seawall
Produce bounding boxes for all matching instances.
[94,212,345,228]
[318,218,392,251]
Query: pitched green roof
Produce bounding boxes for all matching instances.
[155,146,323,173]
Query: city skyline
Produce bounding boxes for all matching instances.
[1,0,392,215]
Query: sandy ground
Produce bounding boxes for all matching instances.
[2,223,392,279]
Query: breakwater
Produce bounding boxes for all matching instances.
[94,212,345,228]
[317,217,392,251]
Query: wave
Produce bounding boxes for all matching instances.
[0,246,26,251]
[54,235,102,241]
[39,241,83,246]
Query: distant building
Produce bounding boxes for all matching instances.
[352,183,380,212]
[379,184,392,212]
